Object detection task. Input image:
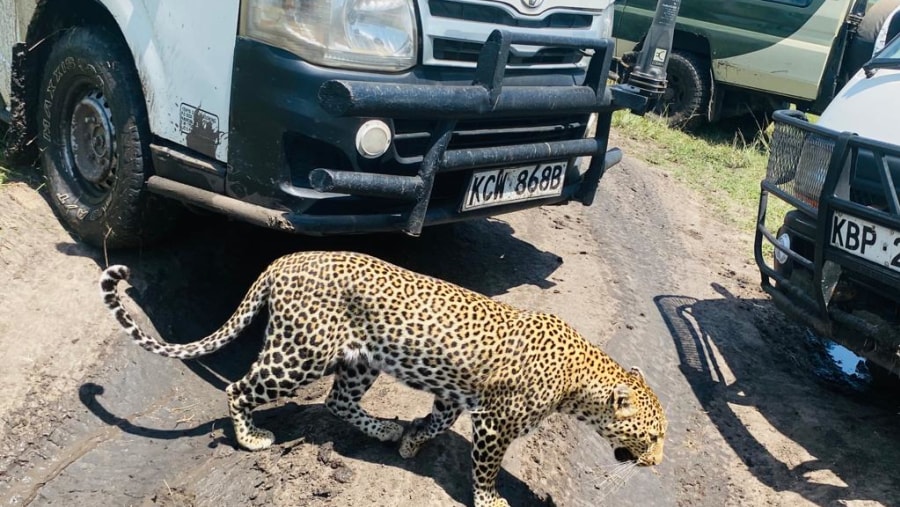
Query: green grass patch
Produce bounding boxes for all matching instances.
[612,111,791,230]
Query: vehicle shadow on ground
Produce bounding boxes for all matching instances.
[654,284,900,506]
[78,382,551,506]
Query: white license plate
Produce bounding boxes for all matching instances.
[830,211,900,273]
[461,161,567,212]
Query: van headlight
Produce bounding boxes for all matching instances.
[242,0,418,72]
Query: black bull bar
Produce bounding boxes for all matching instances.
[310,29,650,236]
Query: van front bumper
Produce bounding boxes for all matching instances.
[193,29,650,236]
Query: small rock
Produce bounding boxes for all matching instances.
[332,464,355,484]
[317,442,335,465]
[313,488,334,498]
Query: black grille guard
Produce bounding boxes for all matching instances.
[311,29,650,236]
[754,110,900,373]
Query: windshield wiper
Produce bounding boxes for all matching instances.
[864,58,900,78]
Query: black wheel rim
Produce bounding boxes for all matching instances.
[665,73,685,109]
[657,72,686,117]
[60,81,117,205]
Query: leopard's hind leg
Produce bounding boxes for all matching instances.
[325,361,404,442]
[226,334,328,450]
[226,373,278,450]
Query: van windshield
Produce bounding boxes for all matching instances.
[878,35,900,59]
[864,36,900,76]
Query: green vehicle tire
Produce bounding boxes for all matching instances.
[654,51,711,129]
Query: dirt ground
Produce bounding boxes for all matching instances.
[1,133,898,507]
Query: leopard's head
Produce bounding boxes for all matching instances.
[591,366,667,466]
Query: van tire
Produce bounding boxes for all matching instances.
[38,27,178,249]
[654,51,711,129]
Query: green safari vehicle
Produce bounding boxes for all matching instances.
[613,0,900,126]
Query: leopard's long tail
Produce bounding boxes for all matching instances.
[99,265,271,359]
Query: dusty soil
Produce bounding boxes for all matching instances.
[1,134,898,507]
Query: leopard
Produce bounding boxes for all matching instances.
[100,250,667,507]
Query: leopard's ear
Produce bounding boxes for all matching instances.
[611,384,637,419]
[629,366,645,382]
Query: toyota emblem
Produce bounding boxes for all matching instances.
[522,0,543,7]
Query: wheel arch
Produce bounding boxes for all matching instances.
[657,50,712,128]
[671,30,712,58]
[634,29,712,58]
[633,30,716,124]
[7,0,160,164]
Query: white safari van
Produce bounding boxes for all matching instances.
[0,0,675,248]
[755,28,900,379]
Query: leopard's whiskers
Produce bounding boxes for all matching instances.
[593,461,639,502]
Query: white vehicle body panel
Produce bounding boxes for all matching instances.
[100,1,239,162]
[1,0,610,161]
[0,0,239,162]
[808,8,900,142]
[817,68,900,144]
[0,0,17,109]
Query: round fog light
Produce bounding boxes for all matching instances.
[355,120,392,159]
[774,232,791,265]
